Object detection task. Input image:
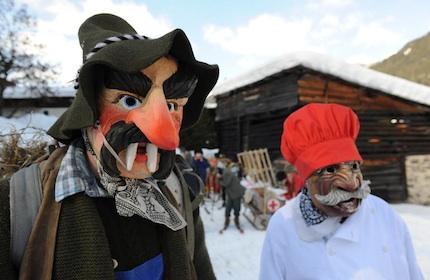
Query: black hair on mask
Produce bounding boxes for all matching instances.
[103,68,153,98]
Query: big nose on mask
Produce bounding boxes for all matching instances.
[125,88,179,150]
[330,165,362,192]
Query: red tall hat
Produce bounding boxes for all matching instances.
[280,103,362,180]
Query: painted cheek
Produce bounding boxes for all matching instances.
[99,105,128,135]
[316,178,332,195]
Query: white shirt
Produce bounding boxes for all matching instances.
[259,194,423,280]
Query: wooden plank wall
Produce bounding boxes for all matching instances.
[216,111,287,161]
[357,111,430,157]
[215,117,241,159]
[245,110,287,159]
[357,111,430,201]
[215,72,299,121]
[298,72,429,112]
[361,157,407,201]
[215,71,300,160]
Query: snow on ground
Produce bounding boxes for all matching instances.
[202,199,430,280]
[392,203,430,278]
[0,113,57,142]
[201,199,266,280]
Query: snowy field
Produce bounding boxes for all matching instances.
[202,199,430,280]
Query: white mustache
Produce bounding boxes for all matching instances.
[315,180,371,206]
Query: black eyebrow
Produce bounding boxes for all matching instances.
[163,62,198,99]
[103,68,152,98]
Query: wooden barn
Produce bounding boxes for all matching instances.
[1,87,74,118]
[211,52,430,202]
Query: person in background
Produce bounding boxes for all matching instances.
[191,149,209,185]
[283,164,304,200]
[219,161,245,233]
[216,154,227,207]
[206,157,221,198]
[259,103,423,279]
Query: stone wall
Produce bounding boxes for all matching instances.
[405,154,430,205]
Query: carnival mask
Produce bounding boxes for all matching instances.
[86,56,198,180]
[306,161,370,217]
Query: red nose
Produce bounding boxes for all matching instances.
[125,89,179,150]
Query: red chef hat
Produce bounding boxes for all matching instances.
[280,103,362,180]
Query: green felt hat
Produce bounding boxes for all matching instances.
[48,13,219,144]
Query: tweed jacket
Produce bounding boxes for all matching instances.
[0,147,215,280]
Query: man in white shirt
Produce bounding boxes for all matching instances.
[259,103,423,280]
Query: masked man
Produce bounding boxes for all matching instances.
[259,103,423,279]
[0,13,218,280]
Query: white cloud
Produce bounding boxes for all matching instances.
[306,0,355,10]
[346,54,380,66]
[203,14,319,57]
[203,8,406,80]
[18,0,173,84]
[353,21,403,48]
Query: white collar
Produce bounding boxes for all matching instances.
[293,193,367,242]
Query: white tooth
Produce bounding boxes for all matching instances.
[125,143,139,171]
[146,143,158,173]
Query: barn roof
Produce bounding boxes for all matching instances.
[3,85,75,99]
[210,51,430,107]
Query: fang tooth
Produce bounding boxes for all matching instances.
[146,143,158,173]
[125,143,138,171]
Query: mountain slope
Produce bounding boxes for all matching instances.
[371,32,430,86]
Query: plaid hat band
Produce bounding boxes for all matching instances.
[85,34,149,61]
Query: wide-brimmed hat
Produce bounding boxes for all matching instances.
[48,13,219,144]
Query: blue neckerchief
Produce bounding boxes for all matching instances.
[299,187,328,226]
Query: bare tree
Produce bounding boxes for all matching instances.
[0,0,57,116]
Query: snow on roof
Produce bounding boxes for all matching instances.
[210,51,430,107]
[4,85,75,99]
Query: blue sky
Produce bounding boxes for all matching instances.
[18,0,430,85]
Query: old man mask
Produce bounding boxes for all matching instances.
[280,103,371,223]
[84,56,197,180]
[306,161,370,218]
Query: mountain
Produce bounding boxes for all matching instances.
[371,32,430,86]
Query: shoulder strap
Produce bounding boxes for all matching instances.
[9,163,43,268]
[175,155,204,210]
[174,154,207,262]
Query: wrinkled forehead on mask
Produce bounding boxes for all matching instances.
[306,160,364,188]
[314,161,363,177]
